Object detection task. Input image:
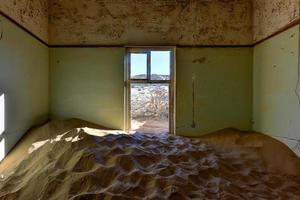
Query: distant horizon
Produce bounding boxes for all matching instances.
[132,74,170,80]
[132,73,170,76]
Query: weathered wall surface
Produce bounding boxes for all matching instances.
[0,0,299,46]
[176,48,253,136]
[0,14,49,160]
[253,0,299,43]
[50,48,125,130]
[253,25,300,156]
[0,0,48,42]
[48,0,253,46]
[50,47,253,136]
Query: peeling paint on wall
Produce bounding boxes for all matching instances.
[253,0,300,43]
[0,0,48,42]
[48,0,253,46]
[0,0,299,46]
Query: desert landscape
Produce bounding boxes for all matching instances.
[0,119,300,199]
[131,81,169,134]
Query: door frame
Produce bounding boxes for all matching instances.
[124,46,176,134]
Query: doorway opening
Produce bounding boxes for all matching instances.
[125,47,175,134]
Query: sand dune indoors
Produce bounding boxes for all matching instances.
[0,119,300,199]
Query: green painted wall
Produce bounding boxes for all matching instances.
[0,14,49,159]
[253,25,300,155]
[176,48,253,136]
[50,48,253,136]
[49,48,125,129]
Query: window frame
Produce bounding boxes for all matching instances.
[124,47,176,135]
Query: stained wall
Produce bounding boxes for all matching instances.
[1,1,299,46]
[253,0,300,43]
[48,0,253,46]
[0,14,49,160]
[0,0,49,42]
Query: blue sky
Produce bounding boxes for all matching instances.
[131,51,170,76]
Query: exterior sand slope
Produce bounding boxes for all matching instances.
[0,119,300,199]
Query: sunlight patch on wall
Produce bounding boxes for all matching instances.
[0,94,4,135]
[0,139,4,161]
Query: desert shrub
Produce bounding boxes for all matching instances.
[131,84,169,120]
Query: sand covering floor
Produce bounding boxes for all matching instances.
[0,119,300,199]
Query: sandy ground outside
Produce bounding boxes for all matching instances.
[0,119,300,199]
[132,119,169,134]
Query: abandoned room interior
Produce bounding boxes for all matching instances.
[1,0,300,199]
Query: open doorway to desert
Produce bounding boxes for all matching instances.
[125,48,175,134]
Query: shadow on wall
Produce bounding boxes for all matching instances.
[0,93,5,161]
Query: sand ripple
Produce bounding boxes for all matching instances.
[0,119,300,199]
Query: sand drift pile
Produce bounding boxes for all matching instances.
[0,119,300,199]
